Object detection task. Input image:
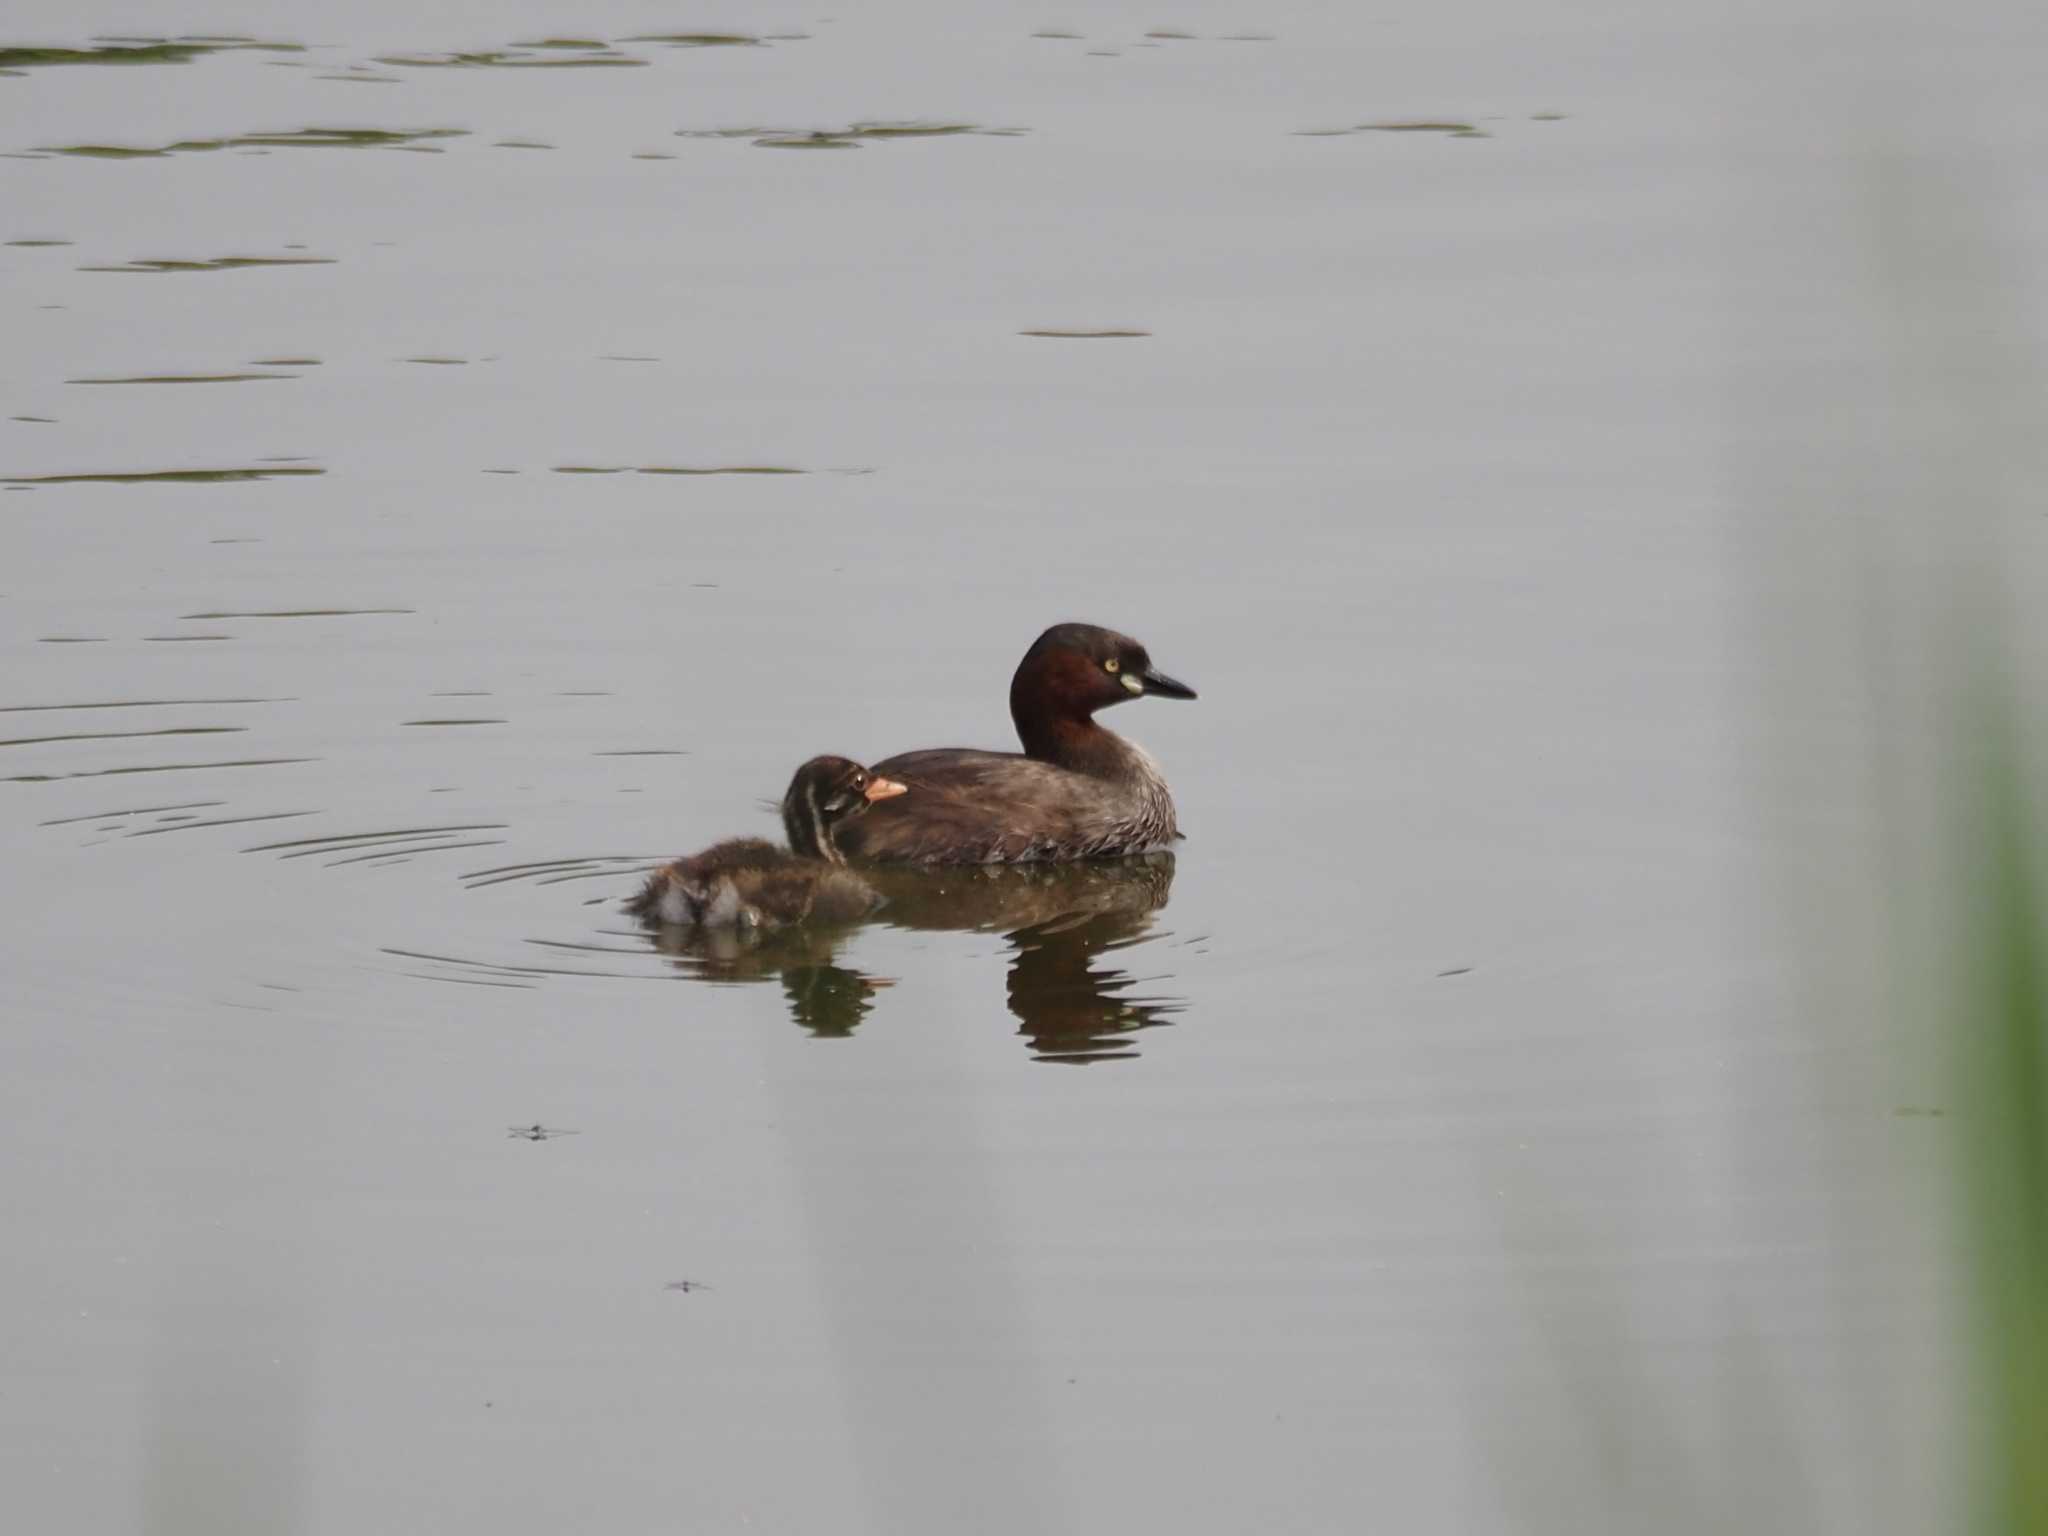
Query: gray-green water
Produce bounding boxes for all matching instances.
[7,2,2036,1530]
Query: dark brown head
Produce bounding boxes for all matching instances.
[780,755,907,864]
[1008,622,1196,755]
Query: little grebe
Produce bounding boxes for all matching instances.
[833,622,1196,865]
[627,755,907,928]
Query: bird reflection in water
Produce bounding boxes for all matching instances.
[635,854,1182,1061]
[640,922,894,1037]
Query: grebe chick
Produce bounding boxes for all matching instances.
[627,756,907,928]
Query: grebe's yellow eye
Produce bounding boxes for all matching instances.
[1104,658,1120,674]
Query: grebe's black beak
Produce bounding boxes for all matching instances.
[1135,665,1196,700]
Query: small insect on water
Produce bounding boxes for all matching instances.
[506,1123,580,1141]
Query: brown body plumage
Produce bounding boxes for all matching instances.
[833,622,1197,865]
[627,756,906,928]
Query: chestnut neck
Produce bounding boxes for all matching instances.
[1015,711,1139,780]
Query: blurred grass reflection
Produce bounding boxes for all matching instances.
[1961,700,2048,1536]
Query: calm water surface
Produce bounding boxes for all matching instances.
[7,1,2032,1530]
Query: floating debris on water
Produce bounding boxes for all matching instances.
[509,1123,581,1140]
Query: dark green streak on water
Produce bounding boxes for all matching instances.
[4,758,316,783]
[1297,121,1488,138]
[0,39,301,71]
[755,135,858,150]
[0,698,283,713]
[0,726,245,748]
[374,48,644,69]
[68,374,293,385]
[80,257,336,273]
[4,467,324,484]
[640,465,806,476]
[178,609,412,619]
[623,33,765,46]
[246,823,506,854]
[45,127,465,159]
[40,799,224,826]
[552,465,808,476]
[679,122,1021,148]
[6,239,72,247]
[123,811,320,839]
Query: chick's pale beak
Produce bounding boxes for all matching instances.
[864,776,908,802]
[1137,665,1197,701]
